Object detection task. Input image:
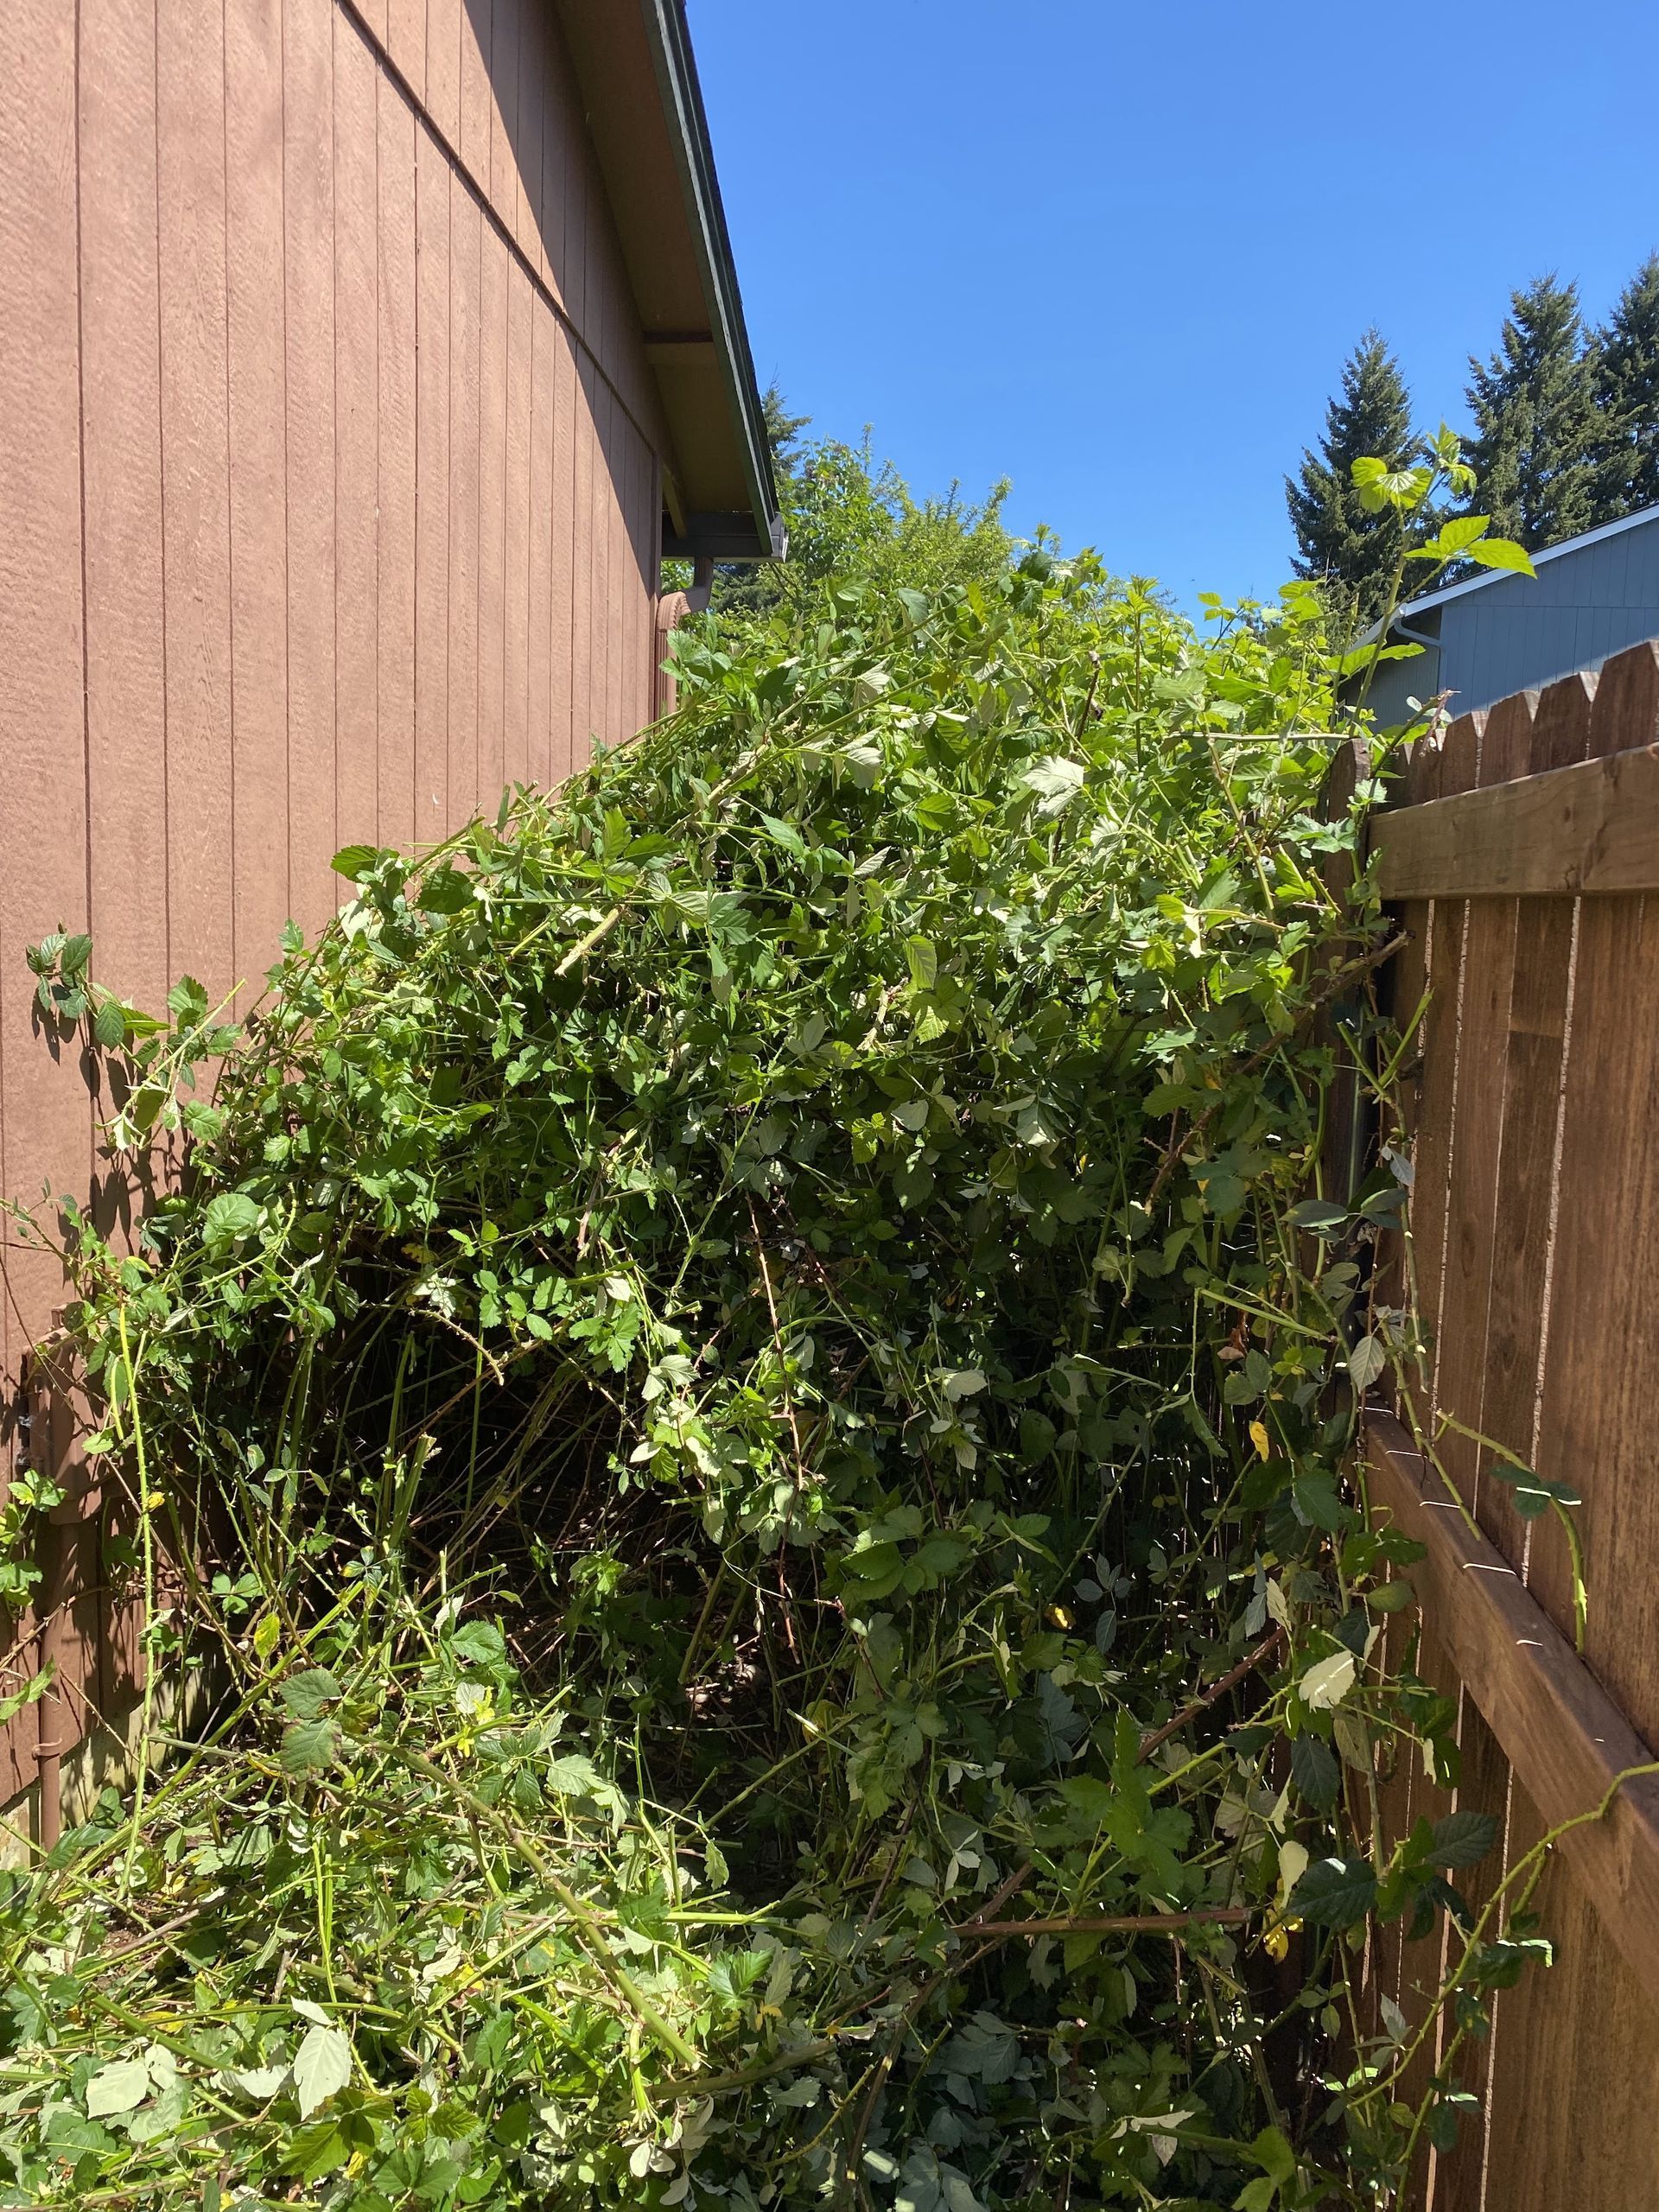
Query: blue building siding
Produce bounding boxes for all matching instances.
[1364,507,1659,727]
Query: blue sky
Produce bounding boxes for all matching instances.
[689,0,1659,608]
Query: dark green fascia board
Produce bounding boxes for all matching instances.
[638,0,785,565]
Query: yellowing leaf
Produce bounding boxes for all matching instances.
[1249,1420,1270,1459]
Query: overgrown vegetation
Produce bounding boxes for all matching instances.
[683,390,1014,626]
[3,540,1542,2208]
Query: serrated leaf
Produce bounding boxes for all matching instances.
[1287,1198,1346,1233]
[1466,536,1535,576]
[1427,513,1491,556]
[291,2023,353,2119]
[1365,1577,1414,1612]
[1292,1854,1378,1928]
[280,1717,341,1777]
[226,2063,290,2101]
[418,863,475,914]
[331,844,380,882]
[1346,1332,1388,1391]
[86,2057,150,2118]
[92,995,129,1050]
[1249,2122,1296,2184]
[280,1668,341,1720]
[1022,754,1086,816]
[1427,1809,1498,1869]
[202,1192,261,1249]
[1290,1732,1340,1811]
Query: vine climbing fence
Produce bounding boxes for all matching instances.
[1358,637,1659,2209]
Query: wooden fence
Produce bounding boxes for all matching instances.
[1360,638,1659,2208]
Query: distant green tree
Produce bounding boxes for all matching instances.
[705,385,1012,624]
[1464,275,1599,549]
[1285,331,1415,632]
[1592,251,1659,523]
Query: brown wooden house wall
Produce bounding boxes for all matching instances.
[0,0,670,1804]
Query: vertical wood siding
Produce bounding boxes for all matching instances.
[0,0,666,1809]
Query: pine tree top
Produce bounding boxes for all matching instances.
[1593,252,1659,519]
[1465,274,1599,550]
[1286,330,1414,630]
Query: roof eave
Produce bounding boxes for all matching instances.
[551,0,783,566]
[1369,497,1659,636]
[637,0,785,563]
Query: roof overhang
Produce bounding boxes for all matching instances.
[1359,497,1659,646]
[551,0,785,564]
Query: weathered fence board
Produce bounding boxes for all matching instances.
[1372,739,1659,899]
[1365,639,1659,2209]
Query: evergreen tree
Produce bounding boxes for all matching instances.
[1465,275,1599,549]
[1592,251,1659,522]
[1285,331,1415,630]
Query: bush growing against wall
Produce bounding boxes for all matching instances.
[0,552,1531,2208]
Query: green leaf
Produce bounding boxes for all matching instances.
[1286,1198,1346,1234]
[86,2056,151,2118]
[1351,456,1432,514]
[1249,2124,1296,2184]
[1426,1810,1498,1869]
[1298,1649,1356,1712]
[291,2022,353,2119]
[1466,537,1535,577]
[1407,511,1503,557]
[280,1667,341,1720]
[1292,1471,1346,1532]
[1292,1854,1378,1927]
[418,864,476,914]
[1023,754,1086,815]
[1365,1577,1415,1612]
[331,844,381,882]
[280,1717,342,1777]
[202,1192,262,1250]
[1346,1332,1388,1391]
[1290,1732,1340,1812]
[92,994,129,1050]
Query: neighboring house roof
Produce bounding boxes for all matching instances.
[1393,499,1659,623]
[555,0,784,564]
[1359,499,1659,724]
